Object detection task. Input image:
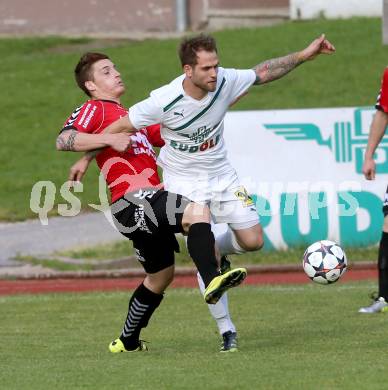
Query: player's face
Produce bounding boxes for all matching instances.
[87,59,125,99]
[188,50,219,92]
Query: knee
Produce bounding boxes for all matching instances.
[236,231,264,252]
[255,237,264,251]
[181,203,211,233]
[145,276,173,294]
[161,270,174,287]
[240,236,264,252]
[144,266,174,294]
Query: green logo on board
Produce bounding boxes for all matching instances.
[263,107,388,174]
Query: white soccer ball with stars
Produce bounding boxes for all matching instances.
[302,240,347,285]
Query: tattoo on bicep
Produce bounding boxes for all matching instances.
[253,52,301,84]
[56,130,77,151]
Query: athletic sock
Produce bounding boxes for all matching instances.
[214,226,246,256]
[187,222,219,287]
[378,232,388,300]
[119,283,163,350]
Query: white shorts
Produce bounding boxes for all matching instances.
[163,170,259,230]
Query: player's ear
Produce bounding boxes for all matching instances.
[183,64,193,78]
[85,80,96,94]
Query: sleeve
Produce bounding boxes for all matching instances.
[224,68,256,104]
[145,124,165,147]
[376,68,388,113]
[60,101,103,134]
[128,95,164,130]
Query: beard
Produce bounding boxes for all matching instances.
[193,79,217,92]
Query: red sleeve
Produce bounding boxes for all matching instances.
[145,124,165,147]
[376,68,388,113]
[60,100,103,134]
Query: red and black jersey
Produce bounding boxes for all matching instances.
[376,67,388,113]
[61,99,164,203]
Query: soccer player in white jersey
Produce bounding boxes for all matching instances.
[73,33,335,351]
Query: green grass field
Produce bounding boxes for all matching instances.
[1,17,387,221]
[15,236,378,271]
[1,282,386,390]
[3,19,387,390]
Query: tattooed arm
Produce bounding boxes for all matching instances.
[253,52,304,85]
[254,34,335,85]
[56,129,132,153]
[56,129,78,151]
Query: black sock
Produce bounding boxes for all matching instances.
[378,232,388,300]
[187,222,219,287]
[119,283,163,350]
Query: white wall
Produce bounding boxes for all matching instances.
[290,0,382,20]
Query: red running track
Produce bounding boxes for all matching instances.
[0,268,377,296]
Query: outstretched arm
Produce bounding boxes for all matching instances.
[362,110,388,180]
[253,34,335,85]
[102,114,138,134]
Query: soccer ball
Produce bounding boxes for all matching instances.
[302,240,347,285]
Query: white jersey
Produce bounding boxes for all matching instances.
[129,67,256,178]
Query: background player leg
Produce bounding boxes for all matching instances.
[377,232,388,303]
[359,215,388,313]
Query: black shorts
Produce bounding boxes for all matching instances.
[111,189,191,274]
[383,185,388,217]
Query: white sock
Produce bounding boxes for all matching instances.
[214,225,245,256]
[197,272,236,335]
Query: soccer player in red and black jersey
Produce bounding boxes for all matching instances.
[359,68,388,313]
[56,52,247,352]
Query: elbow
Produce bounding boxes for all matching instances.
[56,133,70,151]
[55,130,76,151]
[56,136,64,151]
[253,67,267,85]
